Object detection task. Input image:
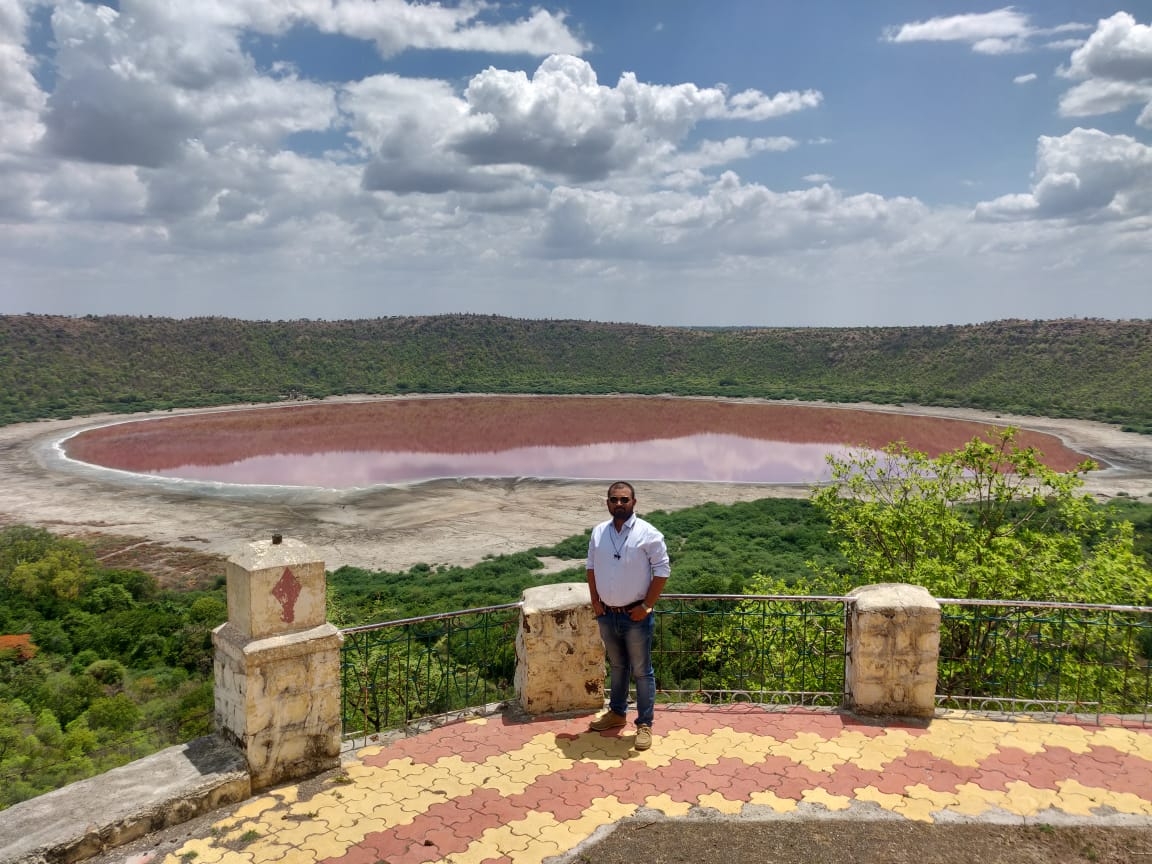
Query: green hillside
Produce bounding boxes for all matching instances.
[2,315,1150,431]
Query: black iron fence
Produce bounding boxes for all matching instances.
[338,594,1152,738]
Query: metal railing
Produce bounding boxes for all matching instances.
[338,594,1152,738]
[653,593,851,706]
[340,603,521,740]
[935,598,1152,722]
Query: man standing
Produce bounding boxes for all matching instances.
[586,481,670,751]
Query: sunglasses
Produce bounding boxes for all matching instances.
[608,496,632,504]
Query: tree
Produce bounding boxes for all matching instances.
[809,427,1152,604]
[809,428,1152,711]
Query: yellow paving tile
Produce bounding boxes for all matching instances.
[369,798,418,827]
[1091,727,1152,760]
[775,732,851,772]
[950,783,1003,817]
[1000,780,1062,816]
[650,729,724,765]
[800,788,853,812]
[1093,788,1152,816]
[443,829,518,864]
[397,788,454,815]
[688,728,784,765]
[266,819,326,847]
[1029,724,1096,754]
[747,790,799,813]
[298,830,353,861]
[231,794,281,821]
[643,793,693,817]
[380,756,429,779]
[697,791,745,814]
[1053,780,1103,817]
[906,720,1004,766]
[554,812,614,843]
[333,818,391,845]
[516,837,564,864]
[893,787,967,820]
[854,785,906,814]
[330,783,371,806]
[218,819,263,844]
[311,800,359,831]
[248,839,294,863]
[268,785,298,805]
[544,820,599,852]
[632,743,681,769]
[847,729,917,771]
[507,809,562,838]
[899,784,960,819]
[341,761,383,780]
[584,794,639,823]
[992,729,1047,755]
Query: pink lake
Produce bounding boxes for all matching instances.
[63,397,1088,488]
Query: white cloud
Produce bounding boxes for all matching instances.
[538,172,926,261]
[138,0,587,58]
[0,0,47,160]
[974,128,1152,223]
[1058,12,1152,126]
[353,54,821,190]
[1,1,1147,327]
[886,8,1030,44]
[884,7,1090,54]
[41,0,337,167]
[1014,73,1038,84]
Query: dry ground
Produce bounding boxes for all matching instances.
[579,819,1152,864]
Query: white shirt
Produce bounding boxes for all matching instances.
[586,514,671,607]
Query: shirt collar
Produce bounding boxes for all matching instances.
[615,513,637,531]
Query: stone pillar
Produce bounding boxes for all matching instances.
[213,536,344,790]
[516,583,605,715]
[845,583,940,718]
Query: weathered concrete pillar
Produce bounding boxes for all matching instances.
[845,583,940,718]
[213,536,343,790]
[516,583,605,715]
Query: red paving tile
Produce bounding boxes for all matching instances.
[970,769,1014,792]
[823,764,884,796]
[664,777,714,803]
[720,772,773,801]
[615,781,664,805]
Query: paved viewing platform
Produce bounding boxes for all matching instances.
[45,704,1151,864]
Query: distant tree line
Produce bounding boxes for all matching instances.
[2,314,1150,433]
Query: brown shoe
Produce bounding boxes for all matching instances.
[634,724,652,751]
[589,710,627,732]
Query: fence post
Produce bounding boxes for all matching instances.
[516,583,605,715]
[845,583,940,718]
[212,536,344,790]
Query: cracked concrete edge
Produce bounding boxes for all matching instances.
[0,736,250,864]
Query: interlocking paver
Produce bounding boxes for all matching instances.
[801,787,853,811]
[152,707,1152,864]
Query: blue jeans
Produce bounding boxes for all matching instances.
[597,610,656,727]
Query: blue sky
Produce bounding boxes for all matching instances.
[1,1,1149,325]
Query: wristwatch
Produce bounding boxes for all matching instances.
[643,605,653,615]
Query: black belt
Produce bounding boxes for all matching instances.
[603,600,644,613]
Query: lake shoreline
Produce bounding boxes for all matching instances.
[2,395,1150,573]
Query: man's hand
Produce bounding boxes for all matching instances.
[591,599,604,616]
[629,604,650,621]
